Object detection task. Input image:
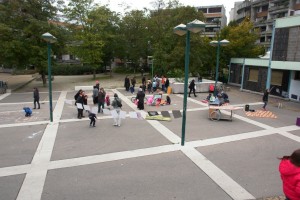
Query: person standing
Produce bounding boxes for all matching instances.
[279,149,300,200]
[111,93,122,127]
[147,80,152,94]
[142,75,146,86]
[136,88,145,110]
[98,88,106,113]
[33,87,40,109]
[76,91,84,119]
[92,86,98,104]
[262,89,270,110]
[124,76,130,92]
[165,77,170,93]
[95,80,100,91]
[188,79,197,97]
[131,76,136,92]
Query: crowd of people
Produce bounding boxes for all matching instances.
[124,74,170,95]
[74,81,122,127]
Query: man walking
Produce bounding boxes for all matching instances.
[33,87,40,109]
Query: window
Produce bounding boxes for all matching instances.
[271,70,283,86]
[248,68,259,82]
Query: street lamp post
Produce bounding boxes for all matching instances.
[210,38,229,96]
[174,19,206,146]
[42,32,57,122]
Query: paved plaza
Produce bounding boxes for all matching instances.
[0,74,299,200]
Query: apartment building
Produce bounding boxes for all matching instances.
[197,5,227,38]
[229,15,300,101]
[232,0,300,50]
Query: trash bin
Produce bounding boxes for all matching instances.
[245,104,249,112]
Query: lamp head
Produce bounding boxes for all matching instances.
[41,32,57,43]
[187,19,206,33]
[173,24,187,36]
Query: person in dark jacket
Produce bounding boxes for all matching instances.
[262,89,270,110]
[136,88,145,110]
[188,79,197,97]
[33,87,40,109]
[95,80,100,91]
[165,78,170,93]
[74,89,82,105]
[92,86,98,104]
[98,88,106,113]
[124,76,130,92]
[279,149,300,200]
[76,91,84,119]
[111,93,122,127]
[88,111,97,127]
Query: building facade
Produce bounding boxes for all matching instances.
[229,15,300,102]
[231,0,300,50]
[197,5,227,38]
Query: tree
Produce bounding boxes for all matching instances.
[221,18,265,59]
[63,0,103,79]
[0,0,60,85]
[119,10,149,73]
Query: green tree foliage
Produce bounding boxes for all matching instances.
[147,3,206,76]
[119,10,149,73]
[221,18,265,59]
[0,0,61,85]
[63,0,120,78]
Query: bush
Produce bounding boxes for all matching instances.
[51,64,104,75]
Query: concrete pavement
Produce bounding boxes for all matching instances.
[0,73,299,200]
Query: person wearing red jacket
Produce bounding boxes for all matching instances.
[279,149,300,200]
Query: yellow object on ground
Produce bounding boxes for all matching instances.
[145,115,171,121]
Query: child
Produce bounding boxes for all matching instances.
[23,107,32,117]
[166,95,171,105]
[88,111,97,127]
[105,95,110,106]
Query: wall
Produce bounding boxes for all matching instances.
[289,71,300,101]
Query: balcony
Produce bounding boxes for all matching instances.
[269,5,288,12]
[256,11,268,18]
[252,0,269,7]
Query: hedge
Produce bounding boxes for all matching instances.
[51,64,104,75]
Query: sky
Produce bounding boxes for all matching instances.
[98,0,237,20]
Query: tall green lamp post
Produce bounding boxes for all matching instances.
[210,39,229,96]
[42,32,57,122]
[174,19,206,146]
[209,19,229,96]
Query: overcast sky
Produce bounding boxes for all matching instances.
[97,0,237,19]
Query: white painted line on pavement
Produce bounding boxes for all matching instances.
[181,146,255,200]
[16,91,66,200]
[278,125,300,132]
[0,93,11,101]
[188,129,276,148]
[277,130,300,143]
[0,164,30,177]
[49,144,181,170]
[112,89,181,144]
[0,121,49,128]
[0,100,57,106]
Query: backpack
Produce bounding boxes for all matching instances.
[116,99,122,108]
